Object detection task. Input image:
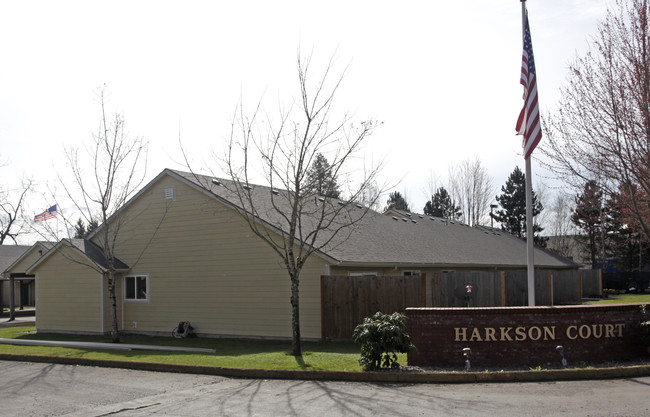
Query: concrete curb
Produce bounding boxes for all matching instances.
[1,353,649,383]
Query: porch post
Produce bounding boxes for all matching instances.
[9,275,15,321]
[19,280,24,310]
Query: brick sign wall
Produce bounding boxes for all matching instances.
[406,304,647,367]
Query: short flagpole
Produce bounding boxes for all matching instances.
[521,0,536,306]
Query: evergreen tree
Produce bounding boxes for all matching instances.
[423,187,462,220]
[491,166,546,246]
[571,180,603,268]
[73,218,86,239]
[385,191,410,212]
[73,218,99,238]
[306,153,341,198]
[606,187,650,272]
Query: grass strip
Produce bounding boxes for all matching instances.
[0,326,403,372]
[585,293,650,305]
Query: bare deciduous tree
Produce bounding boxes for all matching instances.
[448,157,493,226]
[0,177,33,244]
[197,51,382,356]
[58,87,148,342]
[546,191,577,259]
[541,0,650,242]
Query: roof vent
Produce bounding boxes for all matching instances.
[411,220,417,224]
[211,179,222,186]
[242,185,251,191]
[392,216,399,221]
[401,218,408,222]
[338,201,344,206]
[356,203,363,209]
[318,196,325,202]
[430,218,435,221]
[418,215,424,219]
[164,186,175,201]
[271,189,279,195]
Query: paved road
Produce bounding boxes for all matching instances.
[1,361,650,416]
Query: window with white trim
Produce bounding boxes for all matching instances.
[348,271,377,277]
[403,270,421,276]
[125,275,148,301]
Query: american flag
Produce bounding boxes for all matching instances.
[515,8,541,160]
[34,205,58,222]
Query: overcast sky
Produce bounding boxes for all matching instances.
[0,0,609,244]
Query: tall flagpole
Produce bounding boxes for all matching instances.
[522,0,535,306]
[525,150,535,306]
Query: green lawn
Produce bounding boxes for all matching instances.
[0,326,397,372]
[585,293,650,305]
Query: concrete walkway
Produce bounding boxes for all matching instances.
[0,310,35,328]
[0,338,216,353]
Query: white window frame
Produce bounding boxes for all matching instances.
[348,271,378,277]
[124,274,149,302]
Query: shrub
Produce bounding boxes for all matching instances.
[641,304,650,348]
[352,312,415,371]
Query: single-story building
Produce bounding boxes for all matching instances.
[1,242,53,312]
[6,169,578,339]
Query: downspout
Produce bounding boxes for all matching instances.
[100,273,105,334]
[120,276,125,332]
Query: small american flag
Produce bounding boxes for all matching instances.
[515,8,541,160]
[34,205,58,222]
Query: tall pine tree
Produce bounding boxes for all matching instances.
[571,180,603,268]
[491,166,546,246]
[305,153,341,198]
[385,191,410,212]
[423,187,462,220]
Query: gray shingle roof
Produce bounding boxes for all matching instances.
[170,169,577,269]
[66,239,130,271]
[0,245,31,274]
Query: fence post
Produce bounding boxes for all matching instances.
[501,271,507,306]
[577,270,583,302]
[547,270,553,306]
[420,273,427,307]
[597,269,603,296]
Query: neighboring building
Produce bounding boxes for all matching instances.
[1,242,54,311]
[6,169,578,338]
[546,235,591,269]
[1,245,31,309]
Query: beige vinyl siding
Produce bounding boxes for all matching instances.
[102,274,123,333]
[97,176,327,339]
[2,247,40,306]
[6,246,45,273]
[34,246,103,333]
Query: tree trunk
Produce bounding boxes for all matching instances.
[107,272,120,343]
[290,273,301,356]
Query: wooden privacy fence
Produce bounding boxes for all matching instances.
[432,269,602,307]
[320,275,426,340]
[320,270,600,340]
[321,270,602,339]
